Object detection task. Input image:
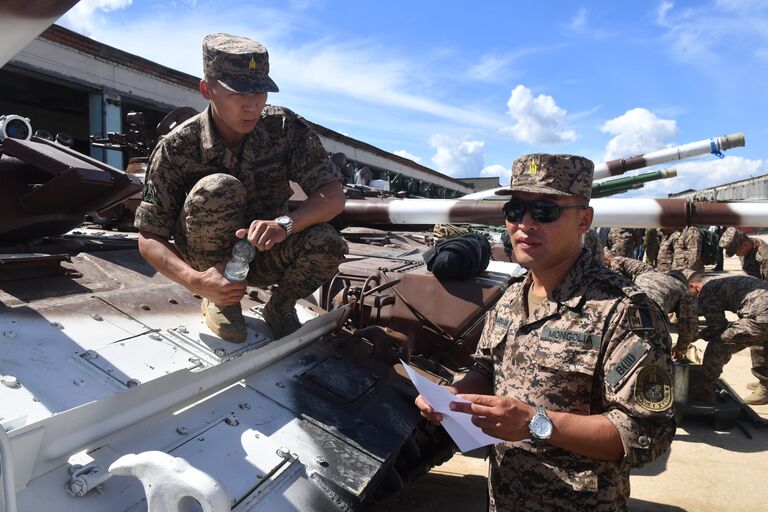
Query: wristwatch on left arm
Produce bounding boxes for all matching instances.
[275,215,294,237]
[529,406,553,441]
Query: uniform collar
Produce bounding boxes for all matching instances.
[522,249,597,325]
[199,106,256,166]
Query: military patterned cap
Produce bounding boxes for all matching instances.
[203,33,279,93]
[496,153,594,201]
[718,226,748,257]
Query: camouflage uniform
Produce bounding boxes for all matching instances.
[608,257,699,359]
[471,250,675,511]
[607,228,635,258]
[696,276,768,391]
[672,226,704,271]
[644,228,660,267]
[656,230,679,272]
[582,228,604,267]
[134,105,347,309]
[608,255,655,280]
[719,228,768,390]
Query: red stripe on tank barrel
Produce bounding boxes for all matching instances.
[448,201,506,224]
[656,199,689,228]
[605,156,648,176]
[689,202,743,227]
[340,199,393,224]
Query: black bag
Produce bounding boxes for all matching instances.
[423,233,491,280]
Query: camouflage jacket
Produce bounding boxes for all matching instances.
[672,226,704,271]
[607,228,635,258]
[135,105,342,238]
[608,256,655,280]
[740,237,768,280]
[472,250,675,512]
[697,275,768,339]
[656,231,679,271]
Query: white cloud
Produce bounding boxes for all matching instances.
[501,85,578,145]
[626,156,768,197]
[568,8,588,32]
[465,54,514,82]
[480,164,509,187]
[600,108,678,161]
[394,150,423,164]
[429,135,485,177]
[60,0,133,33]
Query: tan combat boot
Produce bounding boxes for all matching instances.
[747,381,760,390]
[200,298,247,343]
[744,384,768,405]
[262,300,302,339]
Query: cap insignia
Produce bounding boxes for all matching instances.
[248,56,257,70]
[528,160,538,175]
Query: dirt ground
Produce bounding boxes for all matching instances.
[371,248,768,512]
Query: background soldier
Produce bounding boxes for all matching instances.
[135,34,347,342]
[606,256,698,354]
[607,227,636,258]
[583,227,605,267]
[416,154,674,511]
[718,227,768,404]
[644,228,660,267]
[656,229,679,272]
[672,225,704,271]
[686,274,768,405]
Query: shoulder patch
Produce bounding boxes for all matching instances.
[627,305,656,331]
[494,316,511,330]
[634,366,673,412]
[606,342,649,390]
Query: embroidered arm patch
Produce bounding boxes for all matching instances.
[606,342,649,390]
[634,365,673,412]
[627,305,656,331]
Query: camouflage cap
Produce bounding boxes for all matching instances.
[718,226,748,257]
[496,154,594,201]
[203,33,279,93]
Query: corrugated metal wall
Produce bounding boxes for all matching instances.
[670,173,768,201]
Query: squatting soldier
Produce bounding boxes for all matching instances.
[606,256,698,353]
[644,228,660,267]
[607,227,636,258]
[672,225,704,271]
[135,34,347,342]
[583,227,604,267]
[719,227,768,404]
[686,274,768,404]
[416,154,675,511]
[656,229,679,272]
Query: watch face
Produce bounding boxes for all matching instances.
[531,414,553,439]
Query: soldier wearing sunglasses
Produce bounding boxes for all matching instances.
[415,154,675,511]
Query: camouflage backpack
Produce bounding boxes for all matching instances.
[701,228,720,265]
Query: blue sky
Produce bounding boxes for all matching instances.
[58,0,768,197]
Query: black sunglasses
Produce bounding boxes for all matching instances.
[502,199,586,224]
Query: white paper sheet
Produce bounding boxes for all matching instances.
[401,360,504,453]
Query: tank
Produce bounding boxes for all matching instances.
[0,6,763,512]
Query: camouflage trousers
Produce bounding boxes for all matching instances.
[645,245,659,267]
[750,345,768,385]
[656,248,673,272]
[173,174,347,305]
[701,318,768,386]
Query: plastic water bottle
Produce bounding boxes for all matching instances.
[224,238,255,282]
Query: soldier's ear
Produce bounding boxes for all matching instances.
[200,79,213,100]
[577,206,594,234]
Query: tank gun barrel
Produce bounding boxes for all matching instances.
[340,197,768,228]
[0,1,80,68]
[594,133,744,180]
[591,168,677,198]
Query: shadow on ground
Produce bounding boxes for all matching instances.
[367,471,488,512]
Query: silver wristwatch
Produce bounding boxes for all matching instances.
[529,406,553,440]
[275,215,294,236]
